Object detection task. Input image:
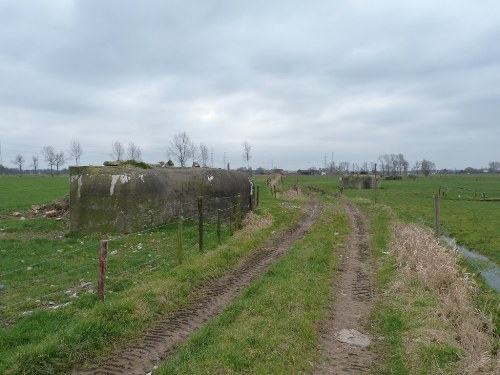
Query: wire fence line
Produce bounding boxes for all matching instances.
[0,193,255,313]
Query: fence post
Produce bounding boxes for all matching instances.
[217,209,221,245]
[237,194,242,229]
[256,185,260,207]
[97,240,108,300]
[434,193,440,238]
[177,215,184,264]
[273,185,277,198]
[198,196,203,251]
[229,206,234,236]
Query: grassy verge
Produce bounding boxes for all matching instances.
[0,178,305,374]
[353,198,499,374]
[156,200,350,374]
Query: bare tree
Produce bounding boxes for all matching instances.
[488,161,500,173]
[338,161,350,173]
[378,155,388,175]
[127,142,142,161]
[13,154,25,174]
[397,154,409,175]
[421,159,435,176]
[111,141,125,161]
[412,161,421,175]
[378,153,408,175]
[168,132,196,167]
[31,155,39,174]
[199,143,209,167]
[55,152,65,175]
[70,140,83,166]
[242,141,252,168]
[43,146,56,176]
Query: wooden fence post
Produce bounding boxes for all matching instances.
[256,185,260,207]
[434,193,440,238]
[198,196,203,251]
[236,194,242,229]
[217,209,221,245]
[229,206,234,236]
[252,183,256,207]
[273,185,277,198]
[97,240,108,300]
[177,215,184,264]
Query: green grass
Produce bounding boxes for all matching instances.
[351,199,409,374]
[354,198,490,375]
[0,176,69,215]
[157,200,350,374]
[283,174,500,264]
[3,173,496,374]
[0,177,306,374]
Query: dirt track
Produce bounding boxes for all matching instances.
[75,200,322,375]
[315,199,378,374]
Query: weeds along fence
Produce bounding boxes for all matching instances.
[0,193,256,318]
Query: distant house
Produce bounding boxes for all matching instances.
[298,169,319,176]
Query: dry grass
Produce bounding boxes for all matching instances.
[242,211,273,229]
[390,223,499,374]
[278,185,304,199]
[270,174,282,187]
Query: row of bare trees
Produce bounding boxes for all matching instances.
[166,132,213,167]
[10,141,83,176]
[320,155,435,177]
[110,141,142,162]
[377,154,436,176]
[166,132,252,168]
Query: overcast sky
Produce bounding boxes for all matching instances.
[1,0,499,171]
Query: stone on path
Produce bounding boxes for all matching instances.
[335,329,371,347]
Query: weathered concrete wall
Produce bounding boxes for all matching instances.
[69,166,253,233]
[339,174,380,189]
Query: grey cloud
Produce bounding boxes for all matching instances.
[1,0,500,170]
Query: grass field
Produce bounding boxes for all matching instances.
[283,173,500,264]
[1,173,498,374]
[0,176,69,215]
[0,175,315,374]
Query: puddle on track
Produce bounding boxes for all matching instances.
[442,236,500,293]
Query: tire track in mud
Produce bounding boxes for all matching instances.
[75,200,322,375]
[315,199,378,374]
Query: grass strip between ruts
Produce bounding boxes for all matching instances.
[157,200,350,374]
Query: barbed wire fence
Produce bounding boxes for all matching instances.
[0,192,257,317]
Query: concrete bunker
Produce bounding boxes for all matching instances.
[339,174,380,190]
[70,166,254,233]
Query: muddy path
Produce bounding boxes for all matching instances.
[75,200,323,375]
[315,199,378,374]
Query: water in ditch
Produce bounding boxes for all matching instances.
[442,236,500,293]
